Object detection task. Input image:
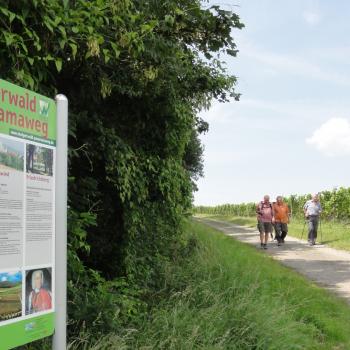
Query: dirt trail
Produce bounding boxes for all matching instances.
[195,217,350,303]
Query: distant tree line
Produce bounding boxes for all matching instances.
[194,187,350,221]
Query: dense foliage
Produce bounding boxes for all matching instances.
[0,0,243,344]
[194,187,350,221]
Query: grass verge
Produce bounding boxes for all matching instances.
[69,219,350,349]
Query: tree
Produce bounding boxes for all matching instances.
[0,0,243,336]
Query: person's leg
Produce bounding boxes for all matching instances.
[308,219,313,242]
[264,232,269,248]
[260,232,264,247]
[270,224,274,240]
[309,218,316,245]
[263,223,271,248]
[312,217,319,244]
[272,224,276,240]
[257,222,264,247]
[281,223,288,242]
[275,222,282,245]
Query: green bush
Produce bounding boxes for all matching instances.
[1,1,243,347]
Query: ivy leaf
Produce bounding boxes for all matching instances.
[103,49,110,63]
[3,32,15,46]
[27,57,34,65]
[9,12,16,23]
[55,58,63,72]
[69,43,78,58]
[110,42,120,58]
[59,39,66,49]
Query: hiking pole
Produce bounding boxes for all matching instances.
[300,219,306,240]
[319,217,323,244]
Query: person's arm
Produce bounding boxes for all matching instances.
[303,202,308,218]
[271,204,275,223]
[256,203,261,216]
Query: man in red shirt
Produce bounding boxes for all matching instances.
[28,270,52,314]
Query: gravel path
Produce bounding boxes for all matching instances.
[195,217,350,303]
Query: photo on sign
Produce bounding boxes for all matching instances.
[0,136,24,172]
[0,271,22,322]
[25,268,52,315]
[26,144,53,177]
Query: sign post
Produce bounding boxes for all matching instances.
[52,95,68,350]
[0,79,67,349]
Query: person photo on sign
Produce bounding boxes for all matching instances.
[27,269,52,314]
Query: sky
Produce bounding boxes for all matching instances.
[0,136,24,155]
[195,0,350,205]
[0,271,22,283]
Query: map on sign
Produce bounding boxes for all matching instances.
[0,79,56,350]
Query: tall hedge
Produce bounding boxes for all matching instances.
[0,0,243,337]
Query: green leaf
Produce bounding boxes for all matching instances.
[69,43,78,58]
[0,8,9,17]
[58,25,67,38]
[9,12,16,23]
[110,42,120,58]
[55,58,63,72]
[59,39,66,49]
[103,49,110,63]
[27,57,34,65]
[43,18,54,33]
[3,32,15,46]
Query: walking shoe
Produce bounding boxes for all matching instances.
[277,242,281,246]
[263,244,267,250]
[281,239,285,243]
[260,243,264,249]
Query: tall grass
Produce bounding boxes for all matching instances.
[22,220,350,349]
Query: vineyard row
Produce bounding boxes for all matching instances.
[194,187,350,221]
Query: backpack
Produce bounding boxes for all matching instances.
[257,201,273,215]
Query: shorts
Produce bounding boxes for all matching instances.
[257,221,272,234]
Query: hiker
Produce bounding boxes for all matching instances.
[303,193,322,246]
[256,195,274,249]
[273,196,290,246]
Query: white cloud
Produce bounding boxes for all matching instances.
[303,11,321,25]
[306,118,350,156]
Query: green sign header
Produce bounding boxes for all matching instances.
[0,79,56,146]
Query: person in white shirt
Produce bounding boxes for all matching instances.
[303,193,322,246]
